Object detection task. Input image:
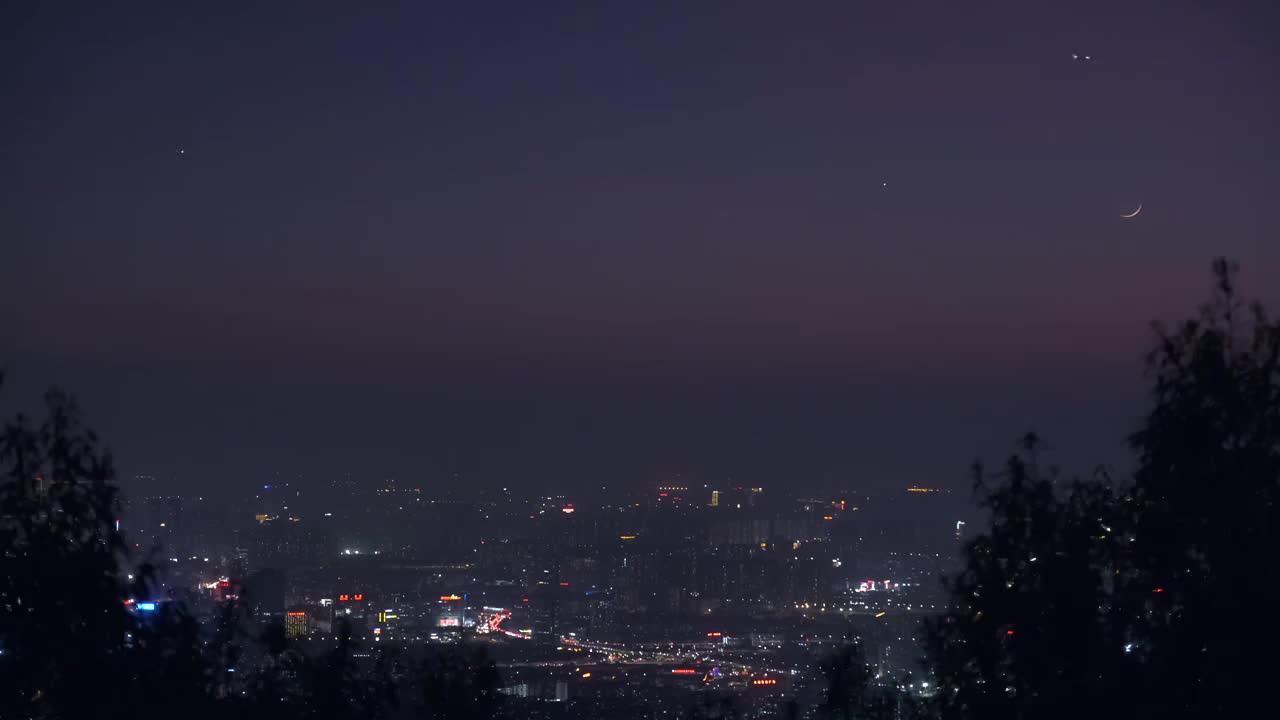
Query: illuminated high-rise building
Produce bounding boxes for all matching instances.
[285,610,309,639]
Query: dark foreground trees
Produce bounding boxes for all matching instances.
[819,639,922,720]
[925,259,1280,719]
[0,383,406,720]
[419,644,502,720]
[0,386,239,718]
[0,385,218,719]
[1126,258,1279,717]
[923,438,1129,720]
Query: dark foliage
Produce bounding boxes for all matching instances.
[1,387,125,717]
[1125,258,1280,717]
[292,619,398,720]
[819,639,920,720]
[925,258,1280,719]
[418,643,503,720]
[687,691,741,720]
[922,437,1128,720]
[0,383,402,720]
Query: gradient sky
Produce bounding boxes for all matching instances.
[4,1,1278,497]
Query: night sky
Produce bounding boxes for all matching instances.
[4,1,1278,497]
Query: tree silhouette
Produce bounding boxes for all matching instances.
[125,600,228,719]
[0,380,446,720]
[686,689,740,720]
[1125,258,1280,718]
[925,258,1279,719]
[0,384,236,719]
[297,619,398,720]
[0,386,140,718]
[922,435,1128,720]
[238,615,309,720]
[418,643,503,720]
[819,638,917,720]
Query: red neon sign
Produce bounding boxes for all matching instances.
[338,594,349,601]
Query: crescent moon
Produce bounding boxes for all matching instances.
[1121,204,1142,219]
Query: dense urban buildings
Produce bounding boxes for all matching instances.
[115,477,966,716]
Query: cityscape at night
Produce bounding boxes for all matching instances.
[3,1,1278,719]
[112,478,964,717]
